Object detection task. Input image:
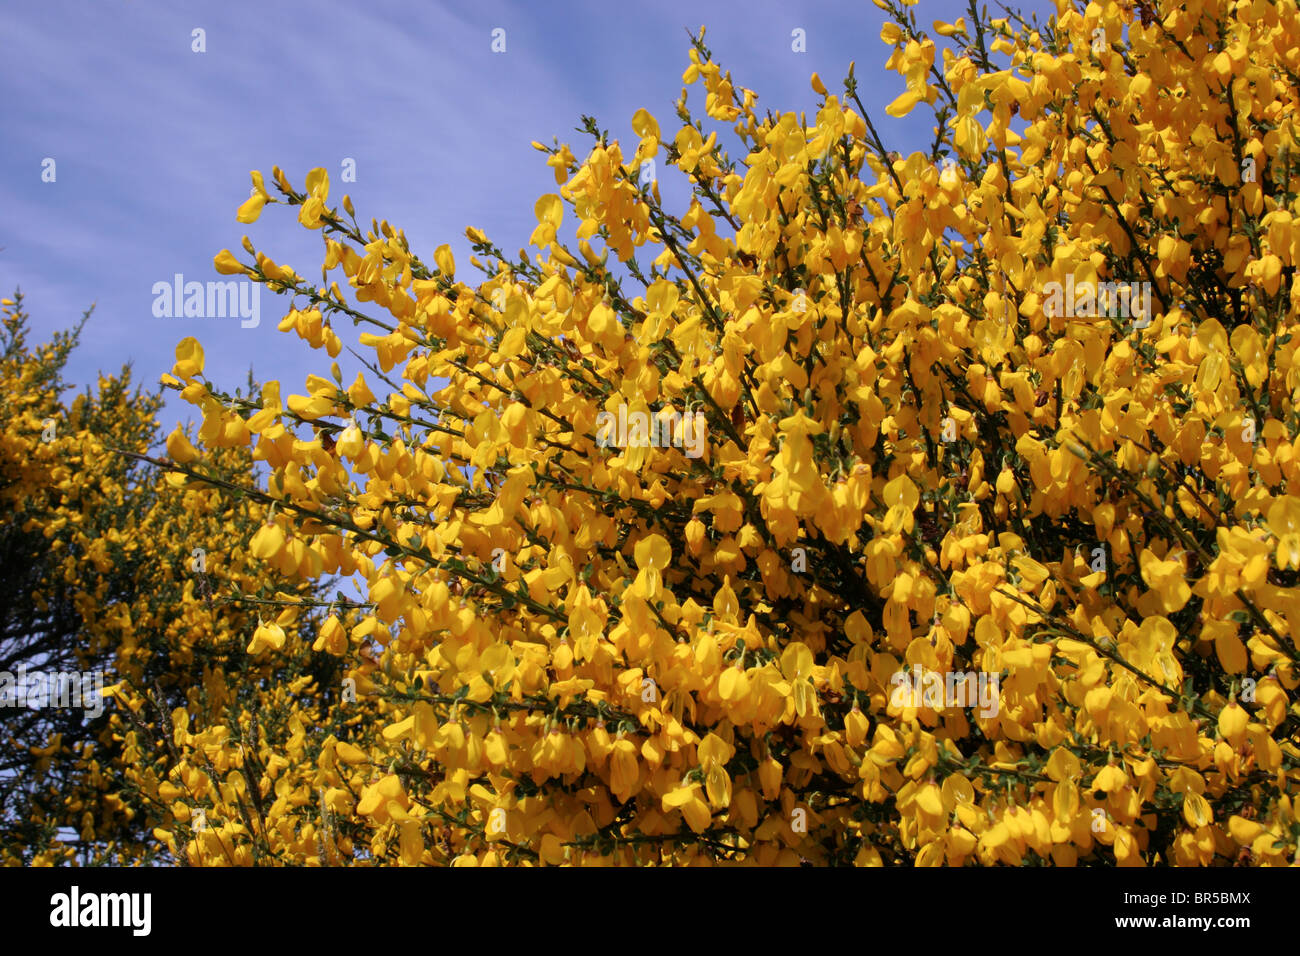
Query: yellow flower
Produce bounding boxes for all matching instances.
[312,615,348,655]
[246,620,286,654]
[165,427,199,463]
[1139,548,1192,612]
[213,249,245,274]
[172,337,205,379]
[1266,496,1300,570]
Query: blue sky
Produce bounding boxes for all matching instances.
[1,0,1051,432]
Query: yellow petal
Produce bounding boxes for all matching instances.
[214,249,245,275]
[335,741,369,764]
[1183,791,1210,828]
[434,244,455,278]
[780,643,814,682]
[249,523,285,561]
[165,427,199,463]
[885,88,924,118]
[662,784,699,809]
[236,193,267,223]
[534,193,563,228]
[305,166,329,201]
[634,534,672,571]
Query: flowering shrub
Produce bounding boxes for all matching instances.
[0,294,333,865]
[111,0,1300,864]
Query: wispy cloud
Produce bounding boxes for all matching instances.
[0,0,1016,408]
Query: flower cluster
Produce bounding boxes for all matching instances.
[143,0,1300,865]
